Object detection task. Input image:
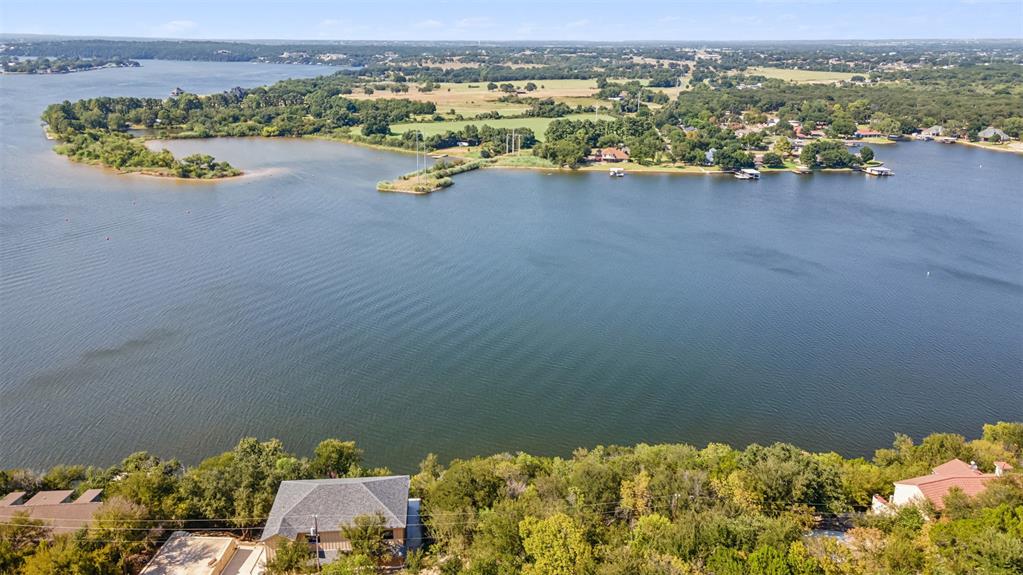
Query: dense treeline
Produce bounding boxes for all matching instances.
[401,125,537,156]
[52,130,239,178]
[535,115,761,170]
[0,56,138,74]
[659,80,1023,138]
[8,39,1020,71]
[2,422,1021,574]
[42,75,436,139]
[40,74,442,177]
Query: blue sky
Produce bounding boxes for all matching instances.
[2,0,1021,41]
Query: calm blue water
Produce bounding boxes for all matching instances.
[1,61,1021,471]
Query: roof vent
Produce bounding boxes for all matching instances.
[970,461,978,471]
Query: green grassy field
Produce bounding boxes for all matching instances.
[390,113,614,141]
[746,67,857,84]
[436,79,597,92]
[354,77,680,118]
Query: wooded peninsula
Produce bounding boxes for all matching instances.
[1,55,139,74]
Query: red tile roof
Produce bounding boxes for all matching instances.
[598,148,629,161]
[932,459,981,476]
[895,459,997,510]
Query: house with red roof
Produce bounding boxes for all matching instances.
[591,147,630,163]
[854,129,883,138]
[871,459,1013,515]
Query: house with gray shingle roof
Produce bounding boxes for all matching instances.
[978,126,1009,142]
[260,476,412,564]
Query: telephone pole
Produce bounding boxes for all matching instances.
[311,514,321,571]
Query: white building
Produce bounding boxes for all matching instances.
[872,459,1013,514]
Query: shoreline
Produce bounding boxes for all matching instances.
[50,130,1022,188]
[954,140,1023,154]
[1,63,138,76]
[122,165,285,183]
[59,152,283,183]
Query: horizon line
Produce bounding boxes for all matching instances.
[2,33,1022,44]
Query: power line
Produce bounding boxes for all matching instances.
[0,496,864,531]
[4,492,861,524]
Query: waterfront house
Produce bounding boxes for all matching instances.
[871,459,1012,515]
[921,125,944,137]
[0,489,104,536]
[170,87,185,97]
[260,476,418,565]
[139,532,266,575]
[704,148,716,165]
[978,127,1009,142]
[854,129,883,139]
[591,147,629,163]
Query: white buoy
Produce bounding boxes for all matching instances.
[927,271,931,277]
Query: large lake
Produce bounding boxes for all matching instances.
[1,61,1021,471]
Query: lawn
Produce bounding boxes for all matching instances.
[348,79,602,118]
[348,78,682,118]
[390,113,615,141]
[746,67,857,84]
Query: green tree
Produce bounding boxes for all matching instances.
[341,512,392,563]
[0,513,49,573]
[828,114,856,137]
[178,438,305,532]
[773,137,793,156]
[748,545,792,575]
[321,553,377,574]
[859,145,874,163]
[519,513,593,575]
[786,541,824,575]
[621,469,653,520]
[706,547,745,575]
[265,538,313,575]
[39,465,87,491]
[983,422,1023,455]
[763,152,785,168]
[629,513,676,556]
[312,439,363,478]
[360,111,390,136]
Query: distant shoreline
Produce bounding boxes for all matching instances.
[53,131,1021,188]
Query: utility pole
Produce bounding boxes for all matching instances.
[311,515,321,572]
[415,130,423,187]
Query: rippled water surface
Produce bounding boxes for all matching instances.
[1,61,1021,470]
